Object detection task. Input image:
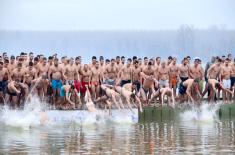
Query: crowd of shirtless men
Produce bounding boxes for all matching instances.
[0,52,234,112]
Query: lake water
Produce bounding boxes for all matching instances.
[0,102,235,154]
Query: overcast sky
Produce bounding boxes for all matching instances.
[0,0,234,31]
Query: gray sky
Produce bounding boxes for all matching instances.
[0,0,234,31]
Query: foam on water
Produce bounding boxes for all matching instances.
[180,103,221,123]
[0,96,138,129]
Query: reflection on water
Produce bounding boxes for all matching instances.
[0,118,235,154]
[0,102,235,154]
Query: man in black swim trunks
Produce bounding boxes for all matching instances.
[178,78,201,103]
[5,80,22,109]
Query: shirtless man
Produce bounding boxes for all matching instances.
[0,62,10,103]
[63,58,78,85]
[118,58,132,86]
[38,57,49,77]
[105,59,118,86]
[132,60,142,92]
[5,80,27,109]
[178,78,201,103]
[155,57,161,69]
[169,57,179,96]
[31,74,49,101]
[11,63,25,82]
[91,61,101,99]
[24,61,38,88]
[74,57,82,93]
[189,58,204,80]
[115,84,143,112]
[143,62,154,76]
[48,58,63,106]
[121,56,125,65]
[33,57,40,72]
[80,64,92,97]
[116,56,123,71]
[59,57,68,78]
[157,61,170,88]
[142,57,149,70]
[139,72,157,105]
[99,56,106,82]
[202,79,233,102]
[90,56,97,69]
[179,58,189,82]
[150,87,175,107]
[59,84,80,109]
[207,58,221,79]
[231,59,235,101]
[99,84,123,110]
[7,56,17,72]
[220,58,232,103]
[189,58,204,96]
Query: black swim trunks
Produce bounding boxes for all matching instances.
[180,77,188,82]
[0,80,7,92]
[6,87,17,96]
[179,82,187,95]
[120,80,131,87]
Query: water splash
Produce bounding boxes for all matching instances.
[180,103,222,123]
[0,96,138,129]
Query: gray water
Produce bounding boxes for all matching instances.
[0,119,234,154]
[0,102,235,154]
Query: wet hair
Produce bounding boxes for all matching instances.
[225,58,230,61]
[0,62,3,65]
[144,57,148,60]
[111,59,115,62]
[29,61,34,66]
[116,56,120,59]
[43,57,47,61]
[48,56,53,60]
[127,58,132,62]
[121,56,125,59]
[105,59,110,63]
[54,58,59,61]
[10,55,15,60]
